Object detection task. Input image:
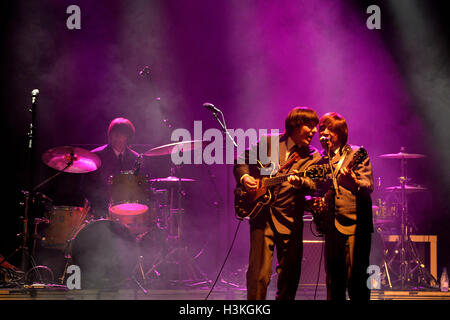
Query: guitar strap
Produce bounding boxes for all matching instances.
[331,147,349,194]
[278,151,300,173]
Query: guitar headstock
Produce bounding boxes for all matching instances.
[348,147,368,169]
[304,164,329,180]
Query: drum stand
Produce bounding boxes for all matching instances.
[381,156,437,289]
[142,171,209,288]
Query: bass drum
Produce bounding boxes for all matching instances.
[70,219,138,289]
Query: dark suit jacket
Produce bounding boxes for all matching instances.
[317,144,374,235]
[233,134,321,235]
[83,144,141,216]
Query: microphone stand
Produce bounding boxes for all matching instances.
[325,143,339,194]
[21,90,39,272]
[0,90,43,283]
[211,110,238,148]
[139,66,173,131]
[207,107,240,295]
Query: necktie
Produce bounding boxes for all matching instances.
[280,146,299,173]
[118,153,123,171]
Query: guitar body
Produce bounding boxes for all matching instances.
[306,191,334,236]
[308,146,369,234]
[234,178,272,220]
[234,164,329,220]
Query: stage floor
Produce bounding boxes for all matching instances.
[1,285,449,300]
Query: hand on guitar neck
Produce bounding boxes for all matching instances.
[242,170,304,191]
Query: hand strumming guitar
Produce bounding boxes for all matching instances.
[338,167,361,193]
[242,175,258,191]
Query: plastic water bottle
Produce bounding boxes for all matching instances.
[440,267,449,292]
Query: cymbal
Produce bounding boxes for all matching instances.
[144,140,208,157]
[385,184,427,192]
[42,146,101,173]
[379,151,426,159]
[149,176,196,183]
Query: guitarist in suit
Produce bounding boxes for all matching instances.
[316,112,374,301]
[234,107,321,300]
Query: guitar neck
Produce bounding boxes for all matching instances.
[262,170,316,188]
[263,174,291,187]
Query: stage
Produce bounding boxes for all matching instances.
[1,285,449,301]
[1,1,449,310]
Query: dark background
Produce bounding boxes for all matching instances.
[0,0,449,284]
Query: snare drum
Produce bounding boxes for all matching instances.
[108,171,155,231]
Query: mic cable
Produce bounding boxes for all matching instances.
[204,219,242,300]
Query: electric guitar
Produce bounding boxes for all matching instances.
[234,163,328,220]
[306,146,369,235]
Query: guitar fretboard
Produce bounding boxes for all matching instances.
[262,165,328,188]
[263,174,291,187]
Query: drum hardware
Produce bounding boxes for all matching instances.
[2,142,101,288]
[4,190,62,282]
[31,217,50,256]
[146,170,208,286]
[153,188,170,229]
[134,255,148,287]
[141,144,209,286]
[144,140,210,285]
[377,147,436,289]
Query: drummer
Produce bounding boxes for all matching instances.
[84,117,145,218]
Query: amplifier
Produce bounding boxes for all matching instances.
[301,216,326,286]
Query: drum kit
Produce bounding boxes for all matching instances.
[2,140,210,290]
[372,147,437,289]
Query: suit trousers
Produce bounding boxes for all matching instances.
[324,223,372,300]
[246,215,303,300]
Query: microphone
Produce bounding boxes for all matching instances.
[203,102,221,113]
[319,136,330,143]
[31,89,39,104]
[139,66,151,79]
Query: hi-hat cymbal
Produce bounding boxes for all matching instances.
[385,184,427,192]
[149,176,196,183]
[144,140,208,157]
[42,146,101,173]
[379,151,426,159]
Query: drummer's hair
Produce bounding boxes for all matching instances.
[284,107,319,137]
[319,112,348,146]
[108,117,136,141]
